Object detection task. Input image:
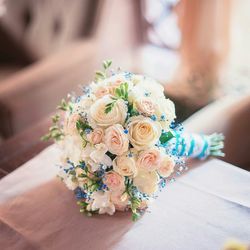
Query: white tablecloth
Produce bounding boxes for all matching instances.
[0,145,250,250]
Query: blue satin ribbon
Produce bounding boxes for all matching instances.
[188,135,195,156]
[198,135,209,159]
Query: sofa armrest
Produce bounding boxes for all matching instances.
[0,39,97,138]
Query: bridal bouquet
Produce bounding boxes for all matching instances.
[43,60,224,220]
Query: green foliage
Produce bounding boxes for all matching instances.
[42,98,72,142]
[105,100,116,114]
[159,131,174,145]
[115,82,129,100]
[125,177,141,221]
[104,82,129,114]
[94,59,112,82]
[103,60,112,70]
[128,102,139,117]
[57,99,72,112]
[94,71,106,82]
[41,114,64,142]
[76,119,92,147]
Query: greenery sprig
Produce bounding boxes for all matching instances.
[94,59,112,82]
[125,177,141,221]
[76,119,92,147]
[57,98,73,112]
[104,82,129,114]
[41,114,64,141]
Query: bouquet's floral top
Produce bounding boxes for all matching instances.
[43,60,224,220]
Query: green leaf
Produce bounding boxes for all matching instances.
[41,113,64,142]
[105,101,116,114]
[114,82,129,101]
[76,120,92,132]
[132,212,140,221]
[159,131,174,144]
[94,71,106,82]
[103,60,112,70]
[57,99,72,111]
[128,103,139,117]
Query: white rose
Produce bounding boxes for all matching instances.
[78,95,95,111]
[104,124,129,155]
[129,76,164,102]
[60,134,83,165]
[155,98,176,130]
[90,191,115,215]
[157,155,175,177]
[133,169,159,195]
[127,116,162,150]
[113,153,138,177]
[88,95,127,128]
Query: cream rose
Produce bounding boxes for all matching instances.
[88,95,127,128]
[113,153,137,177]
[87,127,104,144]
[104,171,125,191]
[133,169,159,195]
[157,155,175,177]
[135,97,156,116]
[127,116,162,150]
[137,148,161,171]
[104,124,129,155]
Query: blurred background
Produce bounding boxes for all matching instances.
[0,0,249,173]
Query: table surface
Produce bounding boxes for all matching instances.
[0,144,250,250]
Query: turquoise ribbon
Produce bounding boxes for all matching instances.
[188,135,195,156]
[198,135,209,159]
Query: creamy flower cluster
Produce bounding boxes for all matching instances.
[59,72,176,217]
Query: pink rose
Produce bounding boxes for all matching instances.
[87,127,104,144]
[104,171,125,191]
[104,124,129,155]
[135,97,156,116]
[95,86,109,98]
[137,148,161,171]
[157,155,175,177]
